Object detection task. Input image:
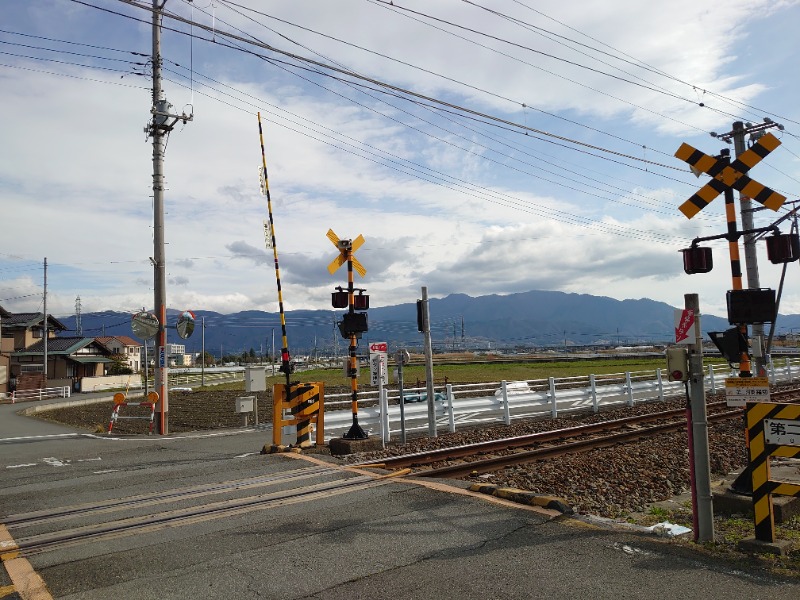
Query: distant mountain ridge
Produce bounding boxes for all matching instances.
[54,290,800,357]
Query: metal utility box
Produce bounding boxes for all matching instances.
[245,366,267,392]
[235,396,255,413]
[665,347,689,382]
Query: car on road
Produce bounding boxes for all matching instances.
[401,391,446,404]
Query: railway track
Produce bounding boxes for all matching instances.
[360,404,741,478]
[2,465,399,557]
[358,387,800,480]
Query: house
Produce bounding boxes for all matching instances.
[0,306,11,395]
[0,306,67,392]
[13,337,113,391]
[96,336,143,372]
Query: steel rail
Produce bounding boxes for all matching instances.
[3,466,335,528]
[417,410,742,479]
[357,402,732,470]
[13,475,384,556]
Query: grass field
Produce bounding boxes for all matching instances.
[257,356,728,391]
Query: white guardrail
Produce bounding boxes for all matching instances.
[318,358,800,442]
[2,386,71,404]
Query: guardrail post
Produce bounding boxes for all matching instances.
[589,374,598,412]
[549,377,557,418]
[708,364,716,394]
[767,356,775,385]
[625,372,634,407]
[446,384,455,433]
[656,369,664,401]
[500,380,511,425]
[381,388,390,445]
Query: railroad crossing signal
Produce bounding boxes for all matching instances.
[326,229,366,277]
[675,132,786,219]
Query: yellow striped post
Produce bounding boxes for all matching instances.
[745,402,800,542]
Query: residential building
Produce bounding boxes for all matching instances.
[140,342,190,368]
[0,306,11,394]
[13,337,113,391]
[0,306,67,392]
[96,336,143,372]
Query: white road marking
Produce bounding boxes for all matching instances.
[6,463,38,469]
[0,433,80,443]
[93,469,120,474]
[42,457,70,467]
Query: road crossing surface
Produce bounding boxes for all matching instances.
[1,398,799,599]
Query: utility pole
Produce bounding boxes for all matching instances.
[421,286,436,438]
[43,257,47,383]
[146,0,192,434]
[716,119,784,376]
[685,294,714,543]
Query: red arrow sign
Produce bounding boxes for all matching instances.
[369,342,388,353]
[675,309,695,343]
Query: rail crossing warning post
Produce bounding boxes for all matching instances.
[675,132,786,378]
[327,228,370,441]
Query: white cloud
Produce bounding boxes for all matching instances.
[1,0,799,328]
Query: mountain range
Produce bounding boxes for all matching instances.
[55,290,800,358]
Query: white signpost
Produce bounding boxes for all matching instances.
[369,342,389,445]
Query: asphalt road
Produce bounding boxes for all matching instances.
[1,398,799,599]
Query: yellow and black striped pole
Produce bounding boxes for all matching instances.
[258,113,308,443]
[344,244,367,440]
[746,401,800,542]
[722,173,751,377]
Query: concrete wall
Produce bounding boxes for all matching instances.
[80,374,142,393]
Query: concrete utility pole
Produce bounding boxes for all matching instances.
[147,0,192,434]
[685,294,714,543]
[43,257,47,382]
[717,120,784,376]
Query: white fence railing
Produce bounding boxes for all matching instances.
[318,358,800,442]
[2,386,71,404]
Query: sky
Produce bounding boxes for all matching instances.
[2,0,800,331]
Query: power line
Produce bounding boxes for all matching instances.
[216,0,687,156]
[104,0,686,172]
[504,0,800,128]
[368,0,746,123]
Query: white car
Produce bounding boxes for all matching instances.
[494,381,532,397]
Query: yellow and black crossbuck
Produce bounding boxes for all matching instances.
[675,132,786,219]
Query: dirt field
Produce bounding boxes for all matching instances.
[37,390,275,434]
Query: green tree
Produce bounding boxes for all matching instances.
[107,353,133,375]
